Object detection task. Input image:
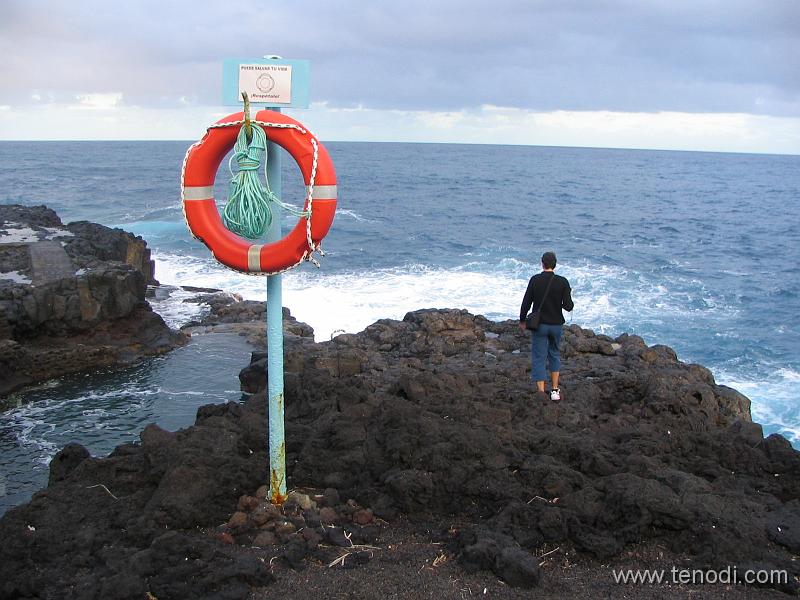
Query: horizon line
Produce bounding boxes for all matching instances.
[0,138,797,158]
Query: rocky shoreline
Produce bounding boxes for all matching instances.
[1,294,798,598]
[0,205,185,397]
[1,205,798,599]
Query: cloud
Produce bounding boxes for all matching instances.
[71,92,124,110]
[0,0,798,152]
[2,100,797,155]
[0,0,798,119]
[299,103,800,154]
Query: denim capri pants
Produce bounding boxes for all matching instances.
[530,323,563,381]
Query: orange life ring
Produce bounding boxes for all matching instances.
[181,110,337,274]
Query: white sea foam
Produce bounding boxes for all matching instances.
[152,253,528,339]
[150,252,733,342]
[1,383,161,467]
[335,209,372,222]
[2,411,60,466]
[777,368,800,382]
[146,285,207,329]
[717,370,800,445]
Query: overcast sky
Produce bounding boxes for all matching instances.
[1,0,798,153]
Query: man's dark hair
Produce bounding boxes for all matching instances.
[541,251,557,269]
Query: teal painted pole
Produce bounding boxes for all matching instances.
[266,110,287,504]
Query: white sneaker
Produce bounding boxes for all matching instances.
[550,388,561,402]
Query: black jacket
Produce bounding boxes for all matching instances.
[519,271,574,325]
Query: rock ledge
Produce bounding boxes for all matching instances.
[0,205,185,396]
[1,307,798,597]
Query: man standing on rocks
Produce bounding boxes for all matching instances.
[519,251,574,401]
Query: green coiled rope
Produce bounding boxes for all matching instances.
[222,124,308,240]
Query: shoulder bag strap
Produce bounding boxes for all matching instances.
[539,272,555,307]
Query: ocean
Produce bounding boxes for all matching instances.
[0,140,798,514]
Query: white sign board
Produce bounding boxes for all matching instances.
[223,58,309,108]
[238,64,293,104]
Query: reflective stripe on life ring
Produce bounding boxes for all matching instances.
[181,110,337,274]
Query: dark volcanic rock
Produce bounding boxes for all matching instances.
[458,527,541,588]
[0,205,185,396]
[1,308,798,597]
[173,285,315,349]
[65,220,157,284]
[0,401,269,599]
[47,442,91,485]
[243,308,797,591]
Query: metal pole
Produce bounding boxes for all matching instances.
[265,109,287,504]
